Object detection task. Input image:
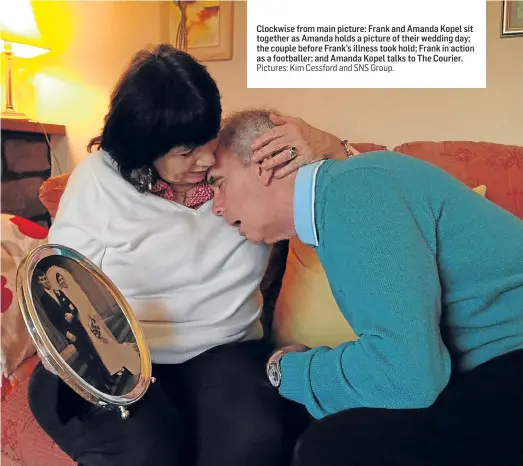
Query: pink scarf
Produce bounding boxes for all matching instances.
[150,179,214,208]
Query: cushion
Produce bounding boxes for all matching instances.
[1,215,48,378]
[393,141,523,220]
[472,184,487,197]
[272,185,487,349]
[38,173,71,218]
[272,237,359,348]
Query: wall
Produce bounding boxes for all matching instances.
[5,1,522,174]
[208,1,523,148]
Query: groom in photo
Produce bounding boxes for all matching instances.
[36,269,114,392]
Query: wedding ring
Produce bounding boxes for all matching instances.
[288,146,298,161]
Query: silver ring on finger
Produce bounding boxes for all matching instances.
[288,146,298,161]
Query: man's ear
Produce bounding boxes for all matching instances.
[254,163,274,187]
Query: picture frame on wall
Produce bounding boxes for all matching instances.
[501,0,523,37]
[168,1,234,61]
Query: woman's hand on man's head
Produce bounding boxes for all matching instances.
[250,113,349,179]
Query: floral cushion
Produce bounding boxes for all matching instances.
[0,215,71,465]
[1,215,48,379]
[393,141,523,220]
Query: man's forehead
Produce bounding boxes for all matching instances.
[209,147,233,177]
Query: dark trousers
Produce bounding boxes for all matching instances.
[291,349,523,466]
[28,340,309,466]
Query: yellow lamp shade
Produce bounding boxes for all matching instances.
[0,0,49,119]
[0,0,40,38]
[0,0,49,53]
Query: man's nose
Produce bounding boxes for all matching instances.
[212,197,224,216]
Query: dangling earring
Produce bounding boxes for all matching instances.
[146,167,152,191]
[137,167,152,191]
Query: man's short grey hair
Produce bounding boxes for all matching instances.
[218,108,281,164]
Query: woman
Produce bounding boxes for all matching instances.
[28,43,349,466]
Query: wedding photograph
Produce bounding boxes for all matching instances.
[31,255,141,396]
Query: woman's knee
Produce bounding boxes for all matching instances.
[246,411,295,465]
[197,406,289,466]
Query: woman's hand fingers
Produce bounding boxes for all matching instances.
[250,125,291,162]
[258,138,302,169]
[273,157,304,179]
[250,112,341,178]
[269,113,293,126]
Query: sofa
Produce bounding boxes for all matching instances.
[2,140,522,465]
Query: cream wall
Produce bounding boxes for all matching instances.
[14,1,523,173]
[209,1,523,148]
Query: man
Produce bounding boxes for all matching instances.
[207,110,523,466]
[35,269,113,393]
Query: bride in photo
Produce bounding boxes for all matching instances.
[46,265,141,378]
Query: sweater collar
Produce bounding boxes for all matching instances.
[293,160,325,247]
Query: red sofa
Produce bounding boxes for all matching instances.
[2,140,522,465]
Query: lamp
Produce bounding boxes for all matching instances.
[0,0,50,120]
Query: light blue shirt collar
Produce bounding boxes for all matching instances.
[293,160,326,247]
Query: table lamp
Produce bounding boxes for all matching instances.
[0,0,50,120]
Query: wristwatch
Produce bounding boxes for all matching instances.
[266,349,286,388]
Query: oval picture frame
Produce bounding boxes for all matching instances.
[17,244,153,419]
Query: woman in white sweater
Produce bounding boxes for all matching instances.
[28,44,344,466]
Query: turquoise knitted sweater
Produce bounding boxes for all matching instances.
[279,151,523,419]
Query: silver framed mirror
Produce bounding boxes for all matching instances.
[16,244,153,419]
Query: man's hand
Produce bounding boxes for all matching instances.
[64,313,74,323]
[66,331,76,343]
[266,343,310,372]
[280,343,309,354]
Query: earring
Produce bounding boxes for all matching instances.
[137,167,152,191]
[146,167,152,191]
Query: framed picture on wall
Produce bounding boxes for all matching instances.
[168,1,234,61]
[501,0,523,37]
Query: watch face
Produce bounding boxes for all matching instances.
[268,362,281,387]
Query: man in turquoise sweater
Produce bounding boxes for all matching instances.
[208,110,523,466]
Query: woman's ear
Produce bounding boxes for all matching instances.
[254,163,274,187]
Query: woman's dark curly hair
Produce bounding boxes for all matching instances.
[87,43,222,191]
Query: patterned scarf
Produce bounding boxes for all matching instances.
[150,178,214,208]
